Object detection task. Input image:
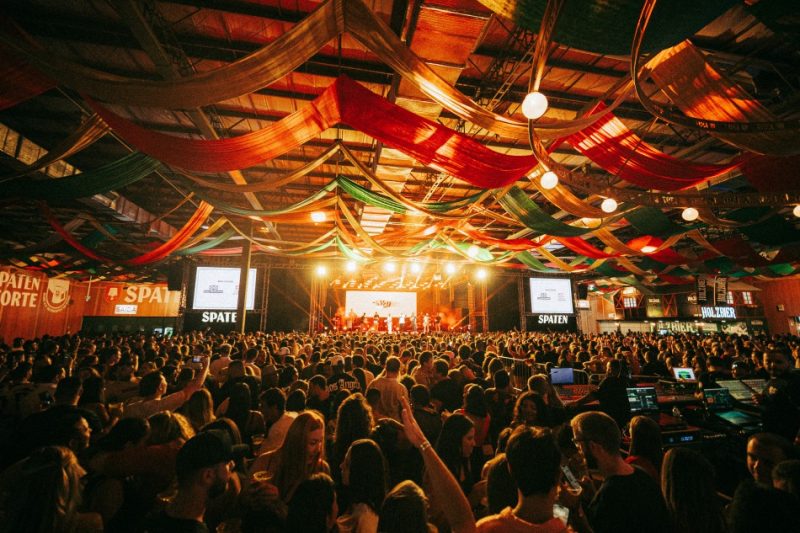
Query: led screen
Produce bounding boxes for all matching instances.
[529,278,574,314]
[345,291,417,317]
[192,267,256,310]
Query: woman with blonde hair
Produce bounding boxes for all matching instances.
[250,410,329,502]
[181,388,215,432]
[1,446,102,532]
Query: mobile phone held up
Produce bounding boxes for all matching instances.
[192,355,203,364]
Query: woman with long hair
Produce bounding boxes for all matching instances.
[511,391,547,428]
[285,473,338,533]
[627,415,663,482]
[251,410,329,502]
[332,393,374,484]
[224,382,265,444]
[79,375,116,429]
[435,413,476,496]
[455,384,491,474]
[661,447,726,533]
[527,374,567,426]
[181,388,215,432]
[2,446,102,533]
[337,439,387,533]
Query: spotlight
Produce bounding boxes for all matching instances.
[681,207,699,221]
[315,265,327,276]
[641,245,657,254]
[476,268,488,280]
[445,263,457,275]
[345,261,357,273]
[601,198,618,213]
[384,262,397,273]
[522,91,548,120]
[310,211,326,223]
[410,262,422,274]
[540,170,559,190]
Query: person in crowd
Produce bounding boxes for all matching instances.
[258,387,297,454]
[285,472,338,533]
[182,388,216,433]
[307,374,333,420]
[410,384,442,445]
[477,426,576,532]
[527,374,567,427]
[754,346,800,441]
[337,438,387,533]
[728,477,800,533]
[511,390,547,428]
[367,356,408,421]
[411,351,436,389]
[218,382,265,445]
[569,411,670,533]
[125,356,209,420]
[772,459,800,497]
[145,430,234,532]
[456,384,492,471]
[745,431,795,486]
[250,410,329,502]
[1,446,103,533]
[661,447,726,533]
[572,359,631,428]
[625,415,662,482]
[327,355,361,395]
[209,343,234,379]
[430,358,462,412]
[331,393,374,484]
[435,413,477,499]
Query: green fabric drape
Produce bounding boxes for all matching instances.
[499,187,591,237]
[176,229,236,255]
[476,0,737,56]
[625,207,690,237]
[3,152,159,200]
[335,236,371,262]
[191,181,338,217]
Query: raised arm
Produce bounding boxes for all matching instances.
[400,396,476,533]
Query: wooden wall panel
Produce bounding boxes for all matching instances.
[754,279,800,335]
[0,267,86,340]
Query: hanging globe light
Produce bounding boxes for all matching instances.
[601,198,618,213]
[540,170,559,190]
[793,205,800,218]
[681,207,699,221]
[522,91,548,120]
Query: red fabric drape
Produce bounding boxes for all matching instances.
[565,103,741,191]
[626,235,689,265]
[461,228,541,251]
[556,236,620,259]
[740,154,800,192]
[42,202,214,265]
[89,75,537,189]
[0,49,54,111]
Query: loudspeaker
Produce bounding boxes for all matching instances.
[577,284,588,300]
[167,263,183,291]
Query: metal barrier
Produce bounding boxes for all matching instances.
[497,356,535,390]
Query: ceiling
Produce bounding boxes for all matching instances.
[1,0,799,286]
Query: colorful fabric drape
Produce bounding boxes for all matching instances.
[89,75,537,188]
[647,41,800,155]
[4,153,160,200]
[625,207,688,238]
[741,154,800,192]
[565,103,741,191]
[475,0,736,56]
[42,202,214,266]
[1,0,627,140]
[498,187,593,237]
[0,114,109,180]
[0,47,55,110]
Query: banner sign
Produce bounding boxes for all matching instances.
[700,306,736,319]
[714,277,728,306]
[696,276,707,304]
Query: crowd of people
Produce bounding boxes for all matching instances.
[0,328,798,532]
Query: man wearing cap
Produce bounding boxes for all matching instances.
[146,430,234,532]
[326,354,361,394]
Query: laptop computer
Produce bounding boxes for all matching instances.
[703,388,761,428]
[627,386,687,430]
[672,367,697,382]
[717,379,764,404]
[550,367,575,385]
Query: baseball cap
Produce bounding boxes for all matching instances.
[176,430,234,482]
[329,355,344,367]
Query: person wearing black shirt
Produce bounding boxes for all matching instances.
[567,411,671,533]
[755,348,800,442]
[572,360,631,429]
[325,355,361,395]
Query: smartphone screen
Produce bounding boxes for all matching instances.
[192,355,203,363]
[561,464,581,491]
[553,504,570,525]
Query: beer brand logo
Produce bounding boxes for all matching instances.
[105,287,120,303]
[44,278,70,313]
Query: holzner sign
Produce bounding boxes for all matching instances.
[700,306,736,319]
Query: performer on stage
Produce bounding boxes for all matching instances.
[411,313,417,332]
[399,313,406,332]
[387,312,393,334]
[423,312,430,334]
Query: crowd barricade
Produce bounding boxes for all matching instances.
[496,356,536,391]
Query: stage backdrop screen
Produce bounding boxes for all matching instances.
[192,267,256,310]
[529,278,574,314]
[345,291,417,317]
